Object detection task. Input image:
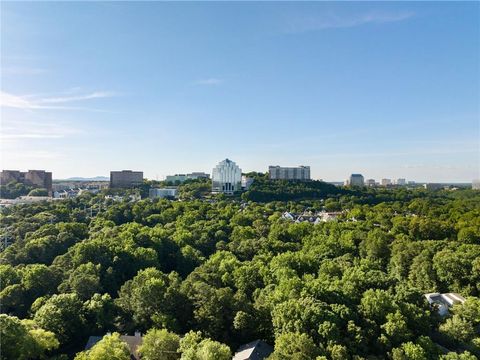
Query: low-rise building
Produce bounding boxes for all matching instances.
[317,211,342,222]
[105,194,141,202]
[149,188,178,199]
[165,174,188,183]
[233,340,273,360]
[424,293,466,316]
[269,165,310,180]
[110,170,143,188]
[282,210,342,224]
[281,211,295,221]
[242,176,254,190]
[85,332,142,360]
[187,172,210,180]
[53,190,79,199]
[166,172,210,184]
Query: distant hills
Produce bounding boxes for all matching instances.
[55,176,109,182]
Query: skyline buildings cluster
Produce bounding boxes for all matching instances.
[2,158,478,196]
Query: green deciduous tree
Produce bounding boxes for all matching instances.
[116,267,186,332]
[33,293,85,345]
[439,351,478,360]
[0,314,59,360]
[439,315,476,346]
[74,333,130,360]
[178,331,231,360]
[391,341,428,360]
[268,332,323,360]
[138,328,180,360]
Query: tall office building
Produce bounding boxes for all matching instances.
[381,178,392,186]
[0,169,53,194]
[472,179,480,190]
[268,166,310,180]
[212,159,242,194]
[349,174,364,187]
[366,179,376,187]
[424,183,443,191]
[110,170,143,188]
[395,178,406,186]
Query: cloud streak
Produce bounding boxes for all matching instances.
[194,78,224,86]
[38,91,116,104]
[285,10,415,33]
[0,90,116,110]
[1,119,82,141]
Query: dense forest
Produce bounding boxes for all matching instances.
[1,182,479,359]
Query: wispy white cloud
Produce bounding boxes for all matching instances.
[37,91,116,104]
[1,134,65,139]
[194,78,224,86]
[0,90,117,110]
[285,10,415,33]
[1,118,82,141]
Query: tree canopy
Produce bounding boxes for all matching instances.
[1,185,479,359]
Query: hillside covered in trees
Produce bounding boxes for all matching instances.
[1,186,479,359]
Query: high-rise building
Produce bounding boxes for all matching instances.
[268,166,310,180]
[349,174,364,187]
[472,179,480,190]
[0,170,23,184]
[0,169,53,194]
[212,159,242,194]
[395,178,406,186]
[110,170,143,188]
[424,183,443,191]
[381,178,392,186]
[366,179,376,187]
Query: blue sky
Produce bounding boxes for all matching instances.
[1,2,478,182]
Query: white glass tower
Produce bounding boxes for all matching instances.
[212,159,242,194]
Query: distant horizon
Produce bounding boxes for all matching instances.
[1,2,478,183]
[48,171,477,184]
[1,166,478,184]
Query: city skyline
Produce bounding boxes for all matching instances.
[2,164,475,185]
[1,2,479,182]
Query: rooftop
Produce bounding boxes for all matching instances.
[233,340,273,360]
